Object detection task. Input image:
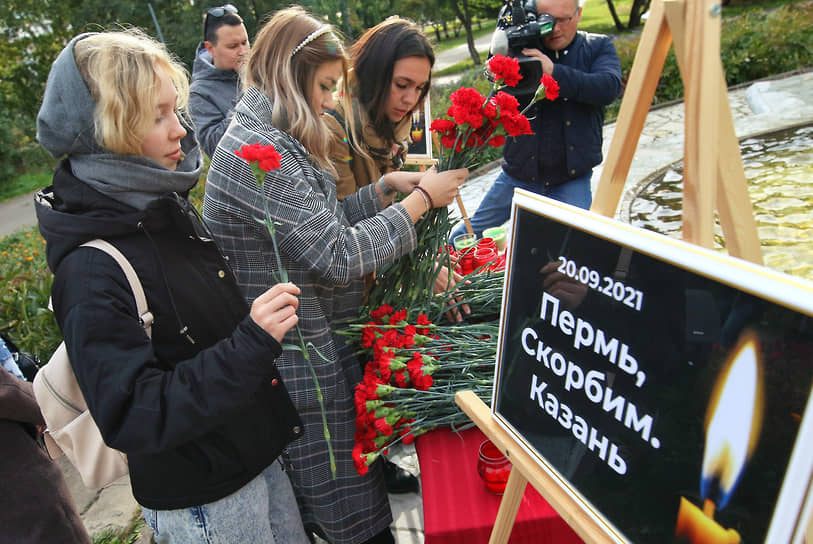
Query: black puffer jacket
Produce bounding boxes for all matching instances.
[35,162,302,510]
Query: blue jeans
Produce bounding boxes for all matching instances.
[142,460,308,544]
[450,169,593,240]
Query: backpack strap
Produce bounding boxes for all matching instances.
[80,239,154,337]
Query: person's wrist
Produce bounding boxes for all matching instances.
[414,185,434,210]
[413,187,431,213]
[377,175,396,196]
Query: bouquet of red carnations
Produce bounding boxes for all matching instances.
[347,58,562,473]
[366,55,558,316]
[346,304,498,475]
[430,54,559,171]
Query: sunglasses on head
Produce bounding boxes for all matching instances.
[203,4,239,38]
[207,3,238,17]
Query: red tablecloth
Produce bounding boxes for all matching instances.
[416,427,584,544]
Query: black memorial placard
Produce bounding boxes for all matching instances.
[493,191,813,543]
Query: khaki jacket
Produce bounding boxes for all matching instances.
[325,101,412,200]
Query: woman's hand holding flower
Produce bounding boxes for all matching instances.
[433,264,471,323]
[250,282,301,343]
[419,167,468,207]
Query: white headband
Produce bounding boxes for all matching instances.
[291,25,333,57]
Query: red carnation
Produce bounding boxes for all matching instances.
[416,314,432,335]
[381,329,398,347]
[449,87,487,129]
[430,119,456,136]
[370,304,394,322]
[501,112,533,137]
[440,134,457,150]
[234,143,282,172]
[374,418,393,436]
[488,54,523,87]
[394,369,409,388]
[492,91,520,116]
[389,308,407,324]
[482,99,498,121]
[541,73,560,101]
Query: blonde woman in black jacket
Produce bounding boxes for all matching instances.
[35,30,309,544]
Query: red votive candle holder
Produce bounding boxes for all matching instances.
[478,237,497,251]
[473,246,498,270]
[457,247,475,275]
[477,439,511,495]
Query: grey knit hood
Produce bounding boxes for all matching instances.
[36,33,203,210]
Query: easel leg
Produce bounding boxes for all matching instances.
[591,0,673,217]
[456,195,474,235]
[488,467,528,544]
[682,0,721,248]
[667,0,762,263]
[715,82,763,264]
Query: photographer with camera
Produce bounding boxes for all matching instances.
[451,0,621,240]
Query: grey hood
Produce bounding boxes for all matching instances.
[36,33,101,157]
[36,33,203,210]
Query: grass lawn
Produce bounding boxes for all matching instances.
[0,171,52,202]
[580,0,635,35]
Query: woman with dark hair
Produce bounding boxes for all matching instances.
[326,16,438,201]
[203,8,466,543]
[326,17,456,492]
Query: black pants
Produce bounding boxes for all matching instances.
[362,528,395,544]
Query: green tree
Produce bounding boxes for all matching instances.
[310,0,353,38]
[398,0,437,30]
[0,0,299,187]
[442,0,482,64]
[0,0,81,181]
[604,0,652,30]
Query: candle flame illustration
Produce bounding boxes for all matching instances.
[700,331,764,508]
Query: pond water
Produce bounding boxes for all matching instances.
[628,124,813,280]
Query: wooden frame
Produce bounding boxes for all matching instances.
[591,0,761,264]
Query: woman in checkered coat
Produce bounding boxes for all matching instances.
[202,8,467,544]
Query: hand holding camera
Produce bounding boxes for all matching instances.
[489,0,557,104]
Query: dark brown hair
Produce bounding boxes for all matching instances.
[350,17,434,142]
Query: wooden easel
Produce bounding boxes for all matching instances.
[592,0,762,265]
[456,391,612,543]
[457,0,766,542]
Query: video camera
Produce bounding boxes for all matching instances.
[489,0,556,106]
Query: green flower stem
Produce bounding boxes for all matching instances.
[259,176,337,479]
[294,325,336,478]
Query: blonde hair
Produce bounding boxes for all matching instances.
[73,29,189,155]
[246,6,348,172]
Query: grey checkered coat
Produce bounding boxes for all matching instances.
[203,87,418,543]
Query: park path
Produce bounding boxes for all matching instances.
[0,190,38,238]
